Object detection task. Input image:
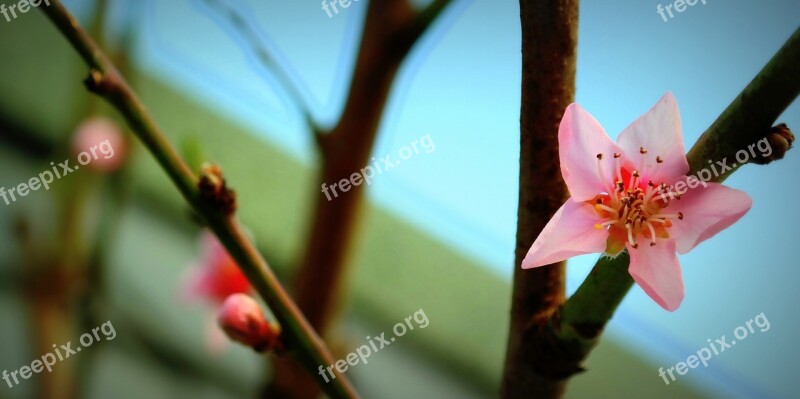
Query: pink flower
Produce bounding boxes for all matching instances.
[522,93,752,311]
[217,294,280,352]
[185,230,252,304]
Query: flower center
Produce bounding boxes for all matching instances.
[591,148,684,250]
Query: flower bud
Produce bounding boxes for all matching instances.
[766,123,794,160]
[217,294,281,352]
[71,117,127,172]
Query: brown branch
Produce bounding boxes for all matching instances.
[500,1,579,398]
[266,0,453,397]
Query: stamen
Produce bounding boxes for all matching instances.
[643,183,664,203]
[592,154,681,252]
[628,171,640,189]
[649,154,665,180]
[595,203,618,214]
[614,153,623,183]
[593,220,619,229]
[596,153,614,193]
[620,205,630,223]
[638,147,648,173]
[656,212,684,221]
[626,223,636,248]
[646,222,657,244]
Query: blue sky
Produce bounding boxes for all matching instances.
[66,0,800,397]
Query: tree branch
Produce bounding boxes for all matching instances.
[404,0,452,46]
[38,2,359,398]
[500,1,578,398]
[198,0,323,138]
[267,1,453,397]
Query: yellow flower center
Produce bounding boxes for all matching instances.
[590,148,684,253]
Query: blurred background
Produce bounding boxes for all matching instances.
[0,0,798,398]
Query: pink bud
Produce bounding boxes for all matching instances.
[71,117,127,172]
[217,294,279,352]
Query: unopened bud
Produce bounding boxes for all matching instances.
[71,117,127,172]
[217,294,281,352]
[753,123,794,164]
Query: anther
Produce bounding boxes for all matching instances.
[640,147,648,154]
[656,156,663,164]
[596,153,603,160]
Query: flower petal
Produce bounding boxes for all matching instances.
[616,92,689,184]
[666,182,752,254]
[627,239,684,311]
[559,104,626,201]
[521,199,608,268]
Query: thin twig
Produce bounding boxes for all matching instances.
[198,0,323,138]
[38,2,359,398]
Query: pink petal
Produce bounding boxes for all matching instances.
[666,182,752,254]
[627,239,684,311]
[521,199,608,269]
[616,93,689,184]
[559,104,627,201]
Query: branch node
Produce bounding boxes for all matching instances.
[753,123,795,164]
[198,163,237,215]
[83,68,121,97]
[83,69,105,92]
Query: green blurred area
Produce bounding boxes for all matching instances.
[0,8,710,399]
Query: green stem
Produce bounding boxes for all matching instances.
[557,25,800,373]
[39,2,359,398]
[687,27,800,179]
